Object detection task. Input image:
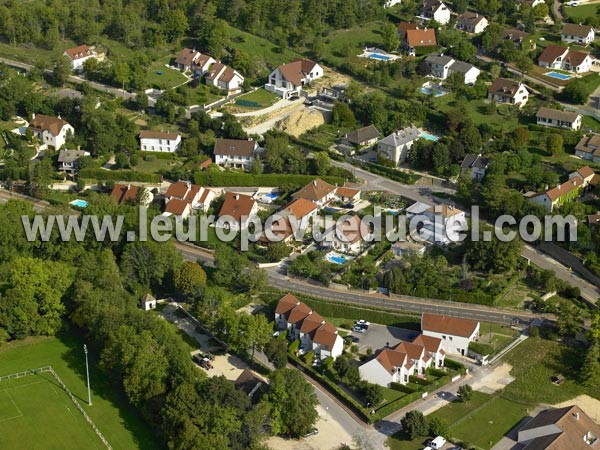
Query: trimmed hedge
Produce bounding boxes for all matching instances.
[444,358,467,375]
[469,341,494,356]
[352,160,419,185]
[390,382,417,394]
[288,339,300,354]
[79,168,161,183]
[427,368,447,378]
[136,151,177,160]
[374,391,422,418]
[193,172,344,188]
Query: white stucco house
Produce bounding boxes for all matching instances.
[406,202,467,245]
[204,63,245,92]
[538,45,594,74]
[265,59,324,99]
[488,78,529,107]
[561,23,595,45]
[419,0,451,25]
[421,313,480,356]
[213,138,258,170]
[359,333,445,387]
[378,126,422,166]
[274,293,343,360]
[63,45,96,71]
[28,113,74,150]
[139,293,157,311]
[456,12,488,34]
[140,130,182,153]
[292,178,338,208]
[321,214,370,255]
[536,107,582,131]
[424,53,480,84]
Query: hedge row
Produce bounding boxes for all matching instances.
[137,150,178,160]
[287,353,373,423]
[79,168,161,183]
[193,172,344,188]
[353,160,419,185]
[444,358,466,375]
[469,342,494,356]
[390,382,417,394]
[374,391,422,419]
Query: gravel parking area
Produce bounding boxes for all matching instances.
[349,323,420,353]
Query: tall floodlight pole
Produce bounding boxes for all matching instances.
[84,344,92,406]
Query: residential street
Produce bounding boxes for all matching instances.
[332,160,600,304]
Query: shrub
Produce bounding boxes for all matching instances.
[288,339,300,355]
[390,382,417,394]
[303,350,315,365]
[444,358,466,374]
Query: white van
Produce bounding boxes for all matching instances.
[430,436,447,450]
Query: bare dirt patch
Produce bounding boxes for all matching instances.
[275,108,327,137]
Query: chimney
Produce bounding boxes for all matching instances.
[127,184,131,191]
[574,413,580,420]
[313,180,317,186]
[58,114,61,119]
[557,184,561,190]
[187,181,191,189]
[32,112,36,120]
[235,194,239,200]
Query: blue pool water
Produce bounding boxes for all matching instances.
[420,132,440,142]
[369,53,392,61]
[326,253,348,265]
[70,199,89,208]
[156,71,163,75]
[264,193,279,200]
[545,71,572,81]
[420,87,446,97]
[385,209,400,216]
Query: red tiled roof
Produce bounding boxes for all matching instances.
[405,28,437,47]
[64,45,93,61]
[213,138,256,157]
[376,348,408,375]
[412,334,443,353]
[275,293,300,315]
[562,23,593,38]
[175,48,199,66]
[395,342,425,361]
[140,130,180,140]
[336,187,360,199]
[277,59,319,86]
[538,45,569,64]
[29,114,70,136]
[577,165,595,179]
[110,183,139,204]
[166,181,192,199]
[287,302,312,325]
[293,178,336,203]
[422,313,479,338]
[312,322,339,351]
[164,198,190,215]
[282,198,318,220]
[218,192,256,222]
[300,312,325,335]
[565,49,591,68]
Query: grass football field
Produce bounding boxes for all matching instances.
[0,372,105,450]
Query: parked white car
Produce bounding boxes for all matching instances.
[430,436,446,450]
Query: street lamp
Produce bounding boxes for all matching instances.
[83,344,92,406]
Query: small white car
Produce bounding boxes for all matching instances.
[430,436,447,450]
[566,1,579,6]
[355,320,371,326]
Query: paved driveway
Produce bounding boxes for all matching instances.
[349,324,420,353]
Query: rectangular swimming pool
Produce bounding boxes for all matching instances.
[545,71,572,81]
[325,252,348,265]
[368,53,392,61]
[420,132,440,141]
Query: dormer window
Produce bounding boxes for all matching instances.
[584,432,597,445]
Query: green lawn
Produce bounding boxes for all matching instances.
[0,373,105,450]
[389,392,528,450]
[447,396,528,449]
[146,56,188,90]
[185,83,223,107]
[221,26,302,75]
[231,88,279,110]
[0,335,161,450]
[322,22,386,66]
[502,337,600,404]
[134,157,182,174]
[583,115,600,133]
[564,4,600,21]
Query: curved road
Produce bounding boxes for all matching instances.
[174,241,553,325]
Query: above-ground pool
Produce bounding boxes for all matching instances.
[420,132,440,142]
[368,53,393,61]
[325,252,348,265]
[70,199,89,208]
[545,71,572,81]
[420,87,447,97]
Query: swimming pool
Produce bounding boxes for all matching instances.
[368,53,392,61]
[420,87,446,97]
[420,132,440,142]
[70,199,89,208]
[263,192,279,200]
[545,71,572,81]
[325,252,348,265]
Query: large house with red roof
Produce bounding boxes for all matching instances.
[421,313,480,356]
[538,45,594,73]
[359,312,478,387]
[359,329,446,387]
[401,27,437,56]
[275,293,344,360]
[529,166,596,212]
[28,113,74,150]
[217,192,259,230]
[162,181,215,221]
[174,48,243,92]
[265,59,324,99]
[63,45,97,71]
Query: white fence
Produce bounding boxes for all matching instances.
[0,366,112,450]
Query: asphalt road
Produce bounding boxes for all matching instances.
[0,57,136,101]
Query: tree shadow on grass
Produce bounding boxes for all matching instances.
[56,331,165,450]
